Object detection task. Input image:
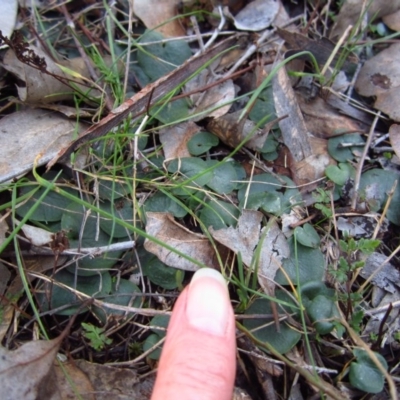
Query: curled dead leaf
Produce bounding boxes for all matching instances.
[144,212,221,271]
[355,43,400,122]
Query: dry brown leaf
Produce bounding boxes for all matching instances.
[55,359,154,400]
[272,64,312,162]
[185,70,235,121]
[133,0,185,37]
[290,136,335,187]
[330,0,400,39]
[54,361,95,400]
[159,121,201,159]
[355,43,400,122]
[1,46,96,103]
[206,109,272,150]
[389,124,400,159]
[297,94,367,138]
[0,108,88,183]
[382,8,400,31]
[0,337,62,400]
[144,212,220,271]
[278,28,358,73]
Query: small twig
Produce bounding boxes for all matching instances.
[190,15,204,52]
[123,0,134,96]
[372,179,397,239]
[224,15,304,77]
[320,24,353,76]
[195,5,225,56]
[351,111,381,210]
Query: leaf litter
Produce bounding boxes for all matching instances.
[1,0,400,399]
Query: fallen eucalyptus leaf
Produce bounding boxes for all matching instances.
[144,212,220,271]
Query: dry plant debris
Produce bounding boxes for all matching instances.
[0,0,400,399]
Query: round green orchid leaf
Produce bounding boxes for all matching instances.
[187,131,219,155]
[150,314,170,338]
[143,333,163,360]
[275,237,324,285]
[142,256,184,290]
[61,201,123,275]
[199,199,239,230]
[349,349,388,394]
[37,269,112,316]
[17,179,78,223]
[294,223,320,248]
[359,168,400,225]
[205,160,238,194]
[144,191,187,218]
[327,133,365,162]
[325,162,354,186]
[167,158,213,188]
[137,30,191,82]
[99,199,134,239]
[300,281,338,334]
[92,279,142,324]
[244,291,301,354]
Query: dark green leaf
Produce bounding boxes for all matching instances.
[187,131,219,155]
[327,133,364,162]
[244,291,301,354]
[199,199,239,230]
[167,158,213,188]
[99,199,134,239]
[349,349,388,394]
[205,160,238,194]
[275,237,325,285]
[359,169,400,225]
[93,279,142,324]
[37,269,112,316]
[325,162,354,186]
[144,191,187,218]
[137,30,192,82]
[142,256,184,289]
[294,223,320,248]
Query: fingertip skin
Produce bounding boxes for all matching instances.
[151,272,236,400]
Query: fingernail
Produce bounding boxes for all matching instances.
[186,268,230,337]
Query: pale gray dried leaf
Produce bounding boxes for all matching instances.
[209,210,263,266]
[228,0,279,31]
[21,223,53,247]
[160,121,200,160]
[210,211,285,295]
[359,252,400,294]
[355,43,400,122]
[144,212,219,271]
[0,108,88,183]
[0,0,17,48]
[363,289,400,349]
[258,219,289,295]
[0,337,62,400]
[389,124,400,159]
